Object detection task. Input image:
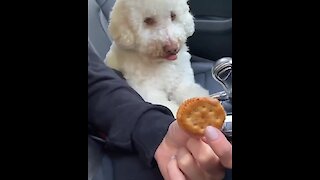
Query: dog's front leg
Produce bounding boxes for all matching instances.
[171,83,210,105]
[142,89,180,117]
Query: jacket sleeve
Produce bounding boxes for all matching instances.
[88,42,175,167]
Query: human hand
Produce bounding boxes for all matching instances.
[166,126,232,180]
[154,120,191,180]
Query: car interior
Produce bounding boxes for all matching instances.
[88,0,232,179]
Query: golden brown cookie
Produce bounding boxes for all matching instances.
[176,97,226,136]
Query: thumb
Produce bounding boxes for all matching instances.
[204,126,232,169]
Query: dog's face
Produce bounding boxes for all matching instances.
[109,0,195,61]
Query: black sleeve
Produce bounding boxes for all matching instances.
[88,42,175,167]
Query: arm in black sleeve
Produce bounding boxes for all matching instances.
[88,42,175,166]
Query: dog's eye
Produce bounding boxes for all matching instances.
[171,12,176,21]
[144,17,156,26]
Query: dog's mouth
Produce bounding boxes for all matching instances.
[148,42,181,61]
[162,42,180,61]
[164,54,178,61]
[163,49,180,61]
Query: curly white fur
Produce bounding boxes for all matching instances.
[104,0,209,117]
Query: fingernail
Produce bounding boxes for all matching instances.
[205,126,219,141]
[170,155,176,160]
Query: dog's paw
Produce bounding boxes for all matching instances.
[173,83,210,104]
[167,104,179,118]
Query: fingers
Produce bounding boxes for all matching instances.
[167,156,187,180]
[186,138,225,178]
[176,147,205,180]
[204,126,232,169]
[166,121,191,147]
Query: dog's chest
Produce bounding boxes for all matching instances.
[153,63,181,89]
[124,60,183,91]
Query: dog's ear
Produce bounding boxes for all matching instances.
[108,2,135,48]
[183,12,195,37]
[181,0,195,37]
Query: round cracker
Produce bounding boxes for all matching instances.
[176,97,226,136]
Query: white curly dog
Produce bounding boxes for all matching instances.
[105,0,209,116]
